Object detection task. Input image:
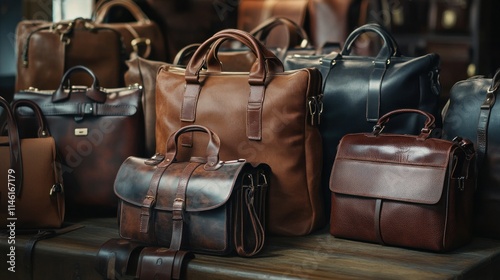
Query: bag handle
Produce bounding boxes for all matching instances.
[373,108,435,140]
[335,23,402,122]
[52,65,107,103]
[11,99,50,138]
[249,17,311,61]
[340,23,400,62]
[162,125,221,171]
[183,29,284,140]
[476,68,500,167]
[0,96,23,196]
[94,0,150,24]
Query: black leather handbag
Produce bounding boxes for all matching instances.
[285,23,442,209]
[442,69,500,238]
[13,65,145,215]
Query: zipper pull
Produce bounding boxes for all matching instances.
[317,94,323,125]
[308,96,317,126]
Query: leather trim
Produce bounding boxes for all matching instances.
[17,103,137,117]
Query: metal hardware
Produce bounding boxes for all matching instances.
[308,97,317,126]
[49,183,63,196]
[457,177,465,191]
[74,128,88,136]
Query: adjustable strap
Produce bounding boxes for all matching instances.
[170,162,201,251]
[23,223,84,280]
[366,60,387,122]
[477,91,495,167]
[234,175,267,257]
[247,85,265,140]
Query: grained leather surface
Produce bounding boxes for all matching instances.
[330,115,475,252]
[443,73,500,238]
[155,29,324,236]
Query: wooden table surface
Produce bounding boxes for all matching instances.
[2,217,500,279]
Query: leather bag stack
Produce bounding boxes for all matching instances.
[0,97,65,229]
[330,109,476,252]
[155,29,324,236]
[14,65,144,215]
[443,69,500,238]
[114,125,270,257]
[285,23,442,213]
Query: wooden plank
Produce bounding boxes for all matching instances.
[2,218,500,279]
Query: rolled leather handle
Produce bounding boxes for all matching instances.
[94,0,150,23]
[163,125,221,170]
[52,65,106,103]
[373,109,435,138]
[341,23,400,62]
[249,17,311,60]
[185,29,284,85]
[11,99,50,138]
[0,96,23,196]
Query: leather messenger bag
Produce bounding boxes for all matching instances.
[330,109,476,252]
[114,125,270,257]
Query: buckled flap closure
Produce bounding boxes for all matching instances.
[330,134,454,205]
[115,157,248,211]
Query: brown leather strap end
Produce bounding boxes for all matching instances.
[138,247,194,280]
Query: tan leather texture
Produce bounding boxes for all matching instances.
[14,66,144,215]
[0,98,65,229]
[94,0,167,61]
[155,29,325,236]
[330,110,476,252]
[15,18,125,92]
[115,126,269,256]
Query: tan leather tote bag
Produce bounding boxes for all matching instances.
[155,29,325,236]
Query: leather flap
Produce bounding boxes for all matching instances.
[330,133,454,205]
[114,157,248,212]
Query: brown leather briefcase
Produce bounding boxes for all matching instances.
[114,125,270,257]
[330,109,476,252]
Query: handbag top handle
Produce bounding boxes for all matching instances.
[249,17,311,60]
[52,65,107,103]
[11,99,50,138]
[161,124,221,171]
[0,96,23,195]
[94,0,150,24]
[340,23,400,63]
[186,29,284,84]
[183,29,284,140]
[373,108,436,140]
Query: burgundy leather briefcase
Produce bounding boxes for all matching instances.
[330,109,476,252]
